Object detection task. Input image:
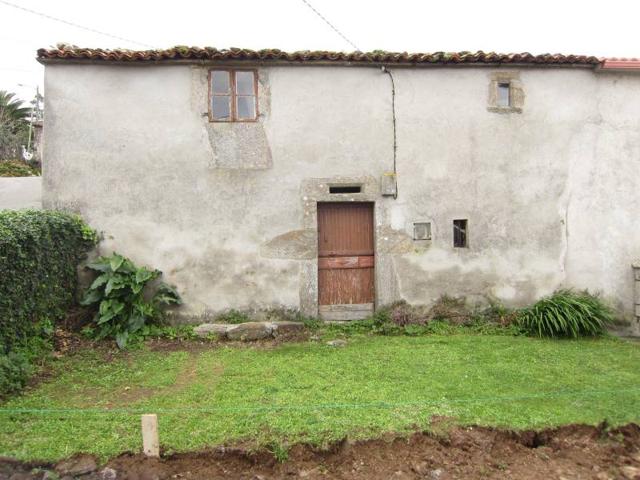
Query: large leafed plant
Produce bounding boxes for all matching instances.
[81,253,181,348]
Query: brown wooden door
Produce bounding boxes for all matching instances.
[317,202,374,319]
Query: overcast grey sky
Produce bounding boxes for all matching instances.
[1,0,639,105]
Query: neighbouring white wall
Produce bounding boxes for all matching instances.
[564,74,640,315]
[0,177,42,210]
[42,63,640,329]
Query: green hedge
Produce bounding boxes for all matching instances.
[0,210,96,354]
[0,160,40,177]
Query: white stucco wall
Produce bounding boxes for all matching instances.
[42,62,640,327]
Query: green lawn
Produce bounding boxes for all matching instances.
[1,335,640,461]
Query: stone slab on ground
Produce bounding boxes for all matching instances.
[194,321,306,341]
[225,322,273,341]
[269,321,306,335]
[193,323,231,338]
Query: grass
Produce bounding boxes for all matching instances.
[1,335,639,461]
[518,289,614,337]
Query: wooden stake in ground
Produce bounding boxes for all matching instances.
[141,414,159,457]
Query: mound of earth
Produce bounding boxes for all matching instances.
[2,423,640,479]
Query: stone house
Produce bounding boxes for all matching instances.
[37,46,640,329]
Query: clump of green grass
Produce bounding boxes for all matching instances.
[517,289,614,338]
[215,309,251,324]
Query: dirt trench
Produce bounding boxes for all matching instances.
[3,423,640,480]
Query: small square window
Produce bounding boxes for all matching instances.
[453,219,468,248]
[413,222,431,241]
[497,82,510,107]
[210,70,257,122]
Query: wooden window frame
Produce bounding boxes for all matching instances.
[208,68,259,123]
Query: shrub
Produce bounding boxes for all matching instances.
[373,297,470,327]
[371,305,391,326]
[0,160,40,177]
[428,295,471,324]
[517,289,614,338]
[0,351,32,396]
[390,301,427,326]
[0,210,96,354]
[0,121,28,161]
[475,300,519,326]
[81,253,181,348]
[0,210,95,397]
[215,309,251,324]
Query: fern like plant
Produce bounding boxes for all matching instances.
[81,253,181,348]
[518,289,614,338]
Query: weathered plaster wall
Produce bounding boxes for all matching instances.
[42,63,640,327]
[563,73,640,317]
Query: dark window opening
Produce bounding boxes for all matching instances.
[329,185,361,194]
[453,219,468,248]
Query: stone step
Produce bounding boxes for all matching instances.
[194,320,305,341]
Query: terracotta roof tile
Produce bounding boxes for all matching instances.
[36,45,603,67]
[600,58,640,69]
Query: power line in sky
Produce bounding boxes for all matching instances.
[0,0,155,49]
[299,0,360,51]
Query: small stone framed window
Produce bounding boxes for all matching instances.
[488,73,523,113]
[413,222,431,241]
[453,219,468,248]
[209,69,258,122]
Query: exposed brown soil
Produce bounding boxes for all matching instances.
[143,338,218,353]
[4,423,640,480]
[145,329,310,353]
[96,351,221,408]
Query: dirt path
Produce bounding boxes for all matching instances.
[3,423,640,479]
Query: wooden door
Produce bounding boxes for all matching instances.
[317,202,374,320]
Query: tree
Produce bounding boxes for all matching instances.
[0,91,30,126]
[0,91,30,161]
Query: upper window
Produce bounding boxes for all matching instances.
[497,82,511,107]
[488,74,522,114]
[210,70,257,122]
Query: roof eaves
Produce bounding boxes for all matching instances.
[35,46,604,68]
[598,58,640,71]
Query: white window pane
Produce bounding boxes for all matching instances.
[212,95,231,120]
[211,71,230,94]
[236,96,256,119]
[497,83,510,107]
[235,71,255,95]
